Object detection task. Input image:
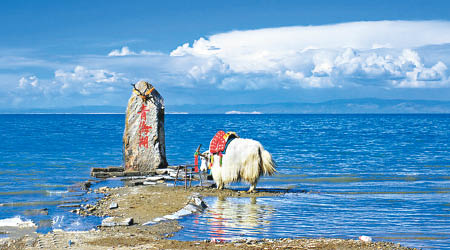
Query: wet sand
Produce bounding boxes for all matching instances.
[0,184,418,249]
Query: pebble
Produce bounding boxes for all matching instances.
[97,186,110,193]
[359,235,372,242]
[109,202,118,209]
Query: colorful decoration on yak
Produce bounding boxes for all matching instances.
[138,103,152,148]
[209,131,238,154]
[208,154,214,169]
[209,131,239,167]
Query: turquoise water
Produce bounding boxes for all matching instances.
[0,114,449,249]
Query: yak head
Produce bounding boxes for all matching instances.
[199,150,211,172]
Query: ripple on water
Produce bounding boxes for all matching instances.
[173,191,450,249]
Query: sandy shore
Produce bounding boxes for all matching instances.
[0,184,418,250]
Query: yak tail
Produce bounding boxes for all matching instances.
[260,148,276,176]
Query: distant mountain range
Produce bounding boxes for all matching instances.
[2,99,450,114]
[167,98,450,114]
[0,105,127,114]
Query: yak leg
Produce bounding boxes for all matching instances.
[247,183,257,193]
[217,182,224,190]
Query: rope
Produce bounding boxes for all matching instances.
[132,83,155,102]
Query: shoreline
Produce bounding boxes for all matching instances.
[0,180,419,250]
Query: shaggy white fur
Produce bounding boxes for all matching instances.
[200,138,276,192]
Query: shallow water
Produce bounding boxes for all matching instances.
[173,190,450,249]
[0,114,123,234]
[0,114,449,249]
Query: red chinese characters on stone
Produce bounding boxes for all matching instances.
[138,103,152,148]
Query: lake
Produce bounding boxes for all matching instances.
[0,114,449,249]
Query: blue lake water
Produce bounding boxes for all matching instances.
[0,114,449,249]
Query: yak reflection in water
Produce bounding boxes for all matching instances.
[201,196,275,240]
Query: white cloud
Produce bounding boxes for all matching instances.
[9,75,48,106]
[9,66,129,107]
[54,65,128,95]
[172,21,450,56]
[108,46,163,57]
[19,76,39,88]
[55,65,122,84]
[3,20,450,109]
[108,46,136,56]
[169,21,450,89]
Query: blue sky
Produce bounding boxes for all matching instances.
[1,0,450,109]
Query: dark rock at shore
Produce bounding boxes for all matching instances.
[90,167,157,178]
[23,208,48,216]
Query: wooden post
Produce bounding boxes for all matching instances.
[189,166,192,188]
[174,165,180,187]
[184,165,187,189]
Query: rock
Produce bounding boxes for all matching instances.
[162,175,175,180]
[106,166,124,172]
[359,235,372,242]
[123,81,168,172]
[145,176,164,182]
[90,168,104,173]
[155,168,168,175]
[123,171,141,177]
[0,217,36,228]
[80,181,92,190]
[23,208,48,216]
[191,194,208,209]
[143,193,207,225]
[92,172,110,179]
[97,186,109,193]
[57,204,81,208]
[109,202,118,209]
[90,167,125,178]
[125,180,144,187]
[143,181,157,185]
[101,217,133,227]
[169,171,185,178]
[199,182,215,188]
[108,172,124,177]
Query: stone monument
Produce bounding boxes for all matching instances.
[123,81,168,171]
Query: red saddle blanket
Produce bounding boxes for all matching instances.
[209,130,238,154]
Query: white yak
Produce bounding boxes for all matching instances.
[200,138,276,192]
